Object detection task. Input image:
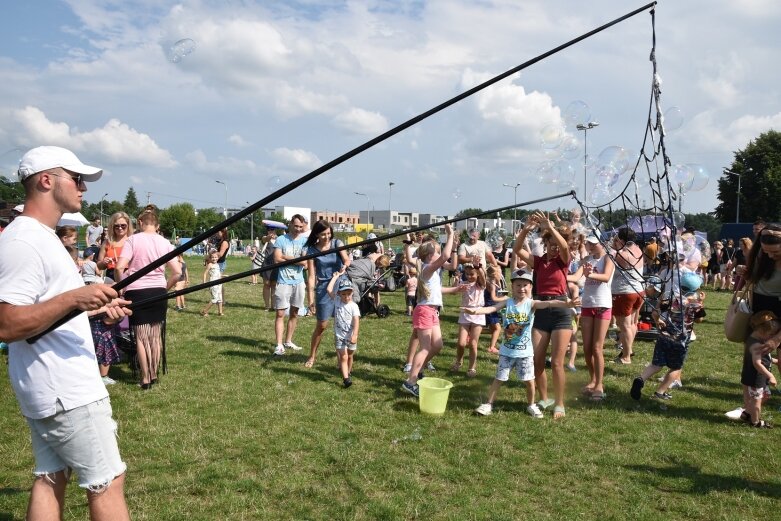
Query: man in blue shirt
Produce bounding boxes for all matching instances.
[272,214,309,355]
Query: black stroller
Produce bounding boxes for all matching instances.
[346,257,393,318]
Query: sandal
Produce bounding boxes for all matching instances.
[466,368,477,378]
[581,385,595,396]
[200,311,209,317]
[304,359,314,368]
[590,391,607,402]
[450,362,462,372]
[752,420,773,428]
[553,405,566,419]
[739,410,752,423]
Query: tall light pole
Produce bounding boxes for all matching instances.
[725,167,751,223]
[388,182,395,249]
[502,182,521,233]
[215,180,227,218]
[576,121,599,199]
[100,193,108,228]
[355,192,370,237]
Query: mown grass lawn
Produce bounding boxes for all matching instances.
[1,257,780,520]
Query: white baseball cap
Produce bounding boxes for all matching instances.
[17,146,102,182]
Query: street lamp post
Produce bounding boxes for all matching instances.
[100,193,108,228]
[725,168,751,223]
[215,180,227,218]
[355,192,370,237]
[246,201,254,243]
[388,182,395,250]
[576,121,599,200]
[502,182,521,234]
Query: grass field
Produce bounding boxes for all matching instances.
[1,257,780,520]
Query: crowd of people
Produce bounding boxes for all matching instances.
[3,145,781,518]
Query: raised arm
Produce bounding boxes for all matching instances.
[512,221,536,268]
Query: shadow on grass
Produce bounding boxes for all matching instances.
[625,461,781,498]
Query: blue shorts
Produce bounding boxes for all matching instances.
[26,398,126,490]
[651,335,688,370]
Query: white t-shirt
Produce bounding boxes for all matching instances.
[0,216,107,419]
[333,298,361,341]
[458,240,489,267]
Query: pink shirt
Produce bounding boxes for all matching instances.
[119,232,175,291]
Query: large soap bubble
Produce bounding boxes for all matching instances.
[663,106,685,132]
[451,188,463,200]
[169,38,196,63]
[684,164,710,192]
[562,100,591,129]
[535,160,556,184]
[559,135,582,160]
[540,124,565,149]
[596,146,635,175]
[551,159,576,185]
[670,164,694,186]
[266,175,283,191]
[485,228,507,249]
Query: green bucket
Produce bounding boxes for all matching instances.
[418,377,454,416]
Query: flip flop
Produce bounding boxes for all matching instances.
[553,406,566,419]
[590,391,607,402]
[581,385,595,396]
[304,359,314,368]
[466,368,477,378]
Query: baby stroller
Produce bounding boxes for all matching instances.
[346,257,392,318]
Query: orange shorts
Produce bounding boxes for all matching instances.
[612,293,643,316]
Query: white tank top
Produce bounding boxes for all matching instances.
[418,262,443,307]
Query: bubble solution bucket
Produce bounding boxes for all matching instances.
[418,378,454,416]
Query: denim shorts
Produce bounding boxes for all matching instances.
[495,354,535,382]
[26,398,126,490]
[651,335,688,370]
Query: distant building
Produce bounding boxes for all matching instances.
[310,210,360,227]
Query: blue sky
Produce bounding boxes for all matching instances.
[1,0,780,220]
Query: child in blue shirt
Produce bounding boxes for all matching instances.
[463,270,579,418]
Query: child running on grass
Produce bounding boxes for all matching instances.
[739,311,779,428]
[467,270,580,418]
[200,252,224,316]
[451,263,486,377]
[630,272,703,401]
[327,269,361,388]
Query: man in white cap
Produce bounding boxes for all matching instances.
[0,146,132,520]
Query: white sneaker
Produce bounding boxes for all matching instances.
[527,403,544,418]
[475,403,493,416]
[102,376,116,385]
[402,363,412,373]
[670,379,683,389]
[426,361,436,371]
[273,344,285,356]
[284,341,303,351]
[689,331,697,341]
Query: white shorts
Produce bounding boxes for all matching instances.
[274,283,305,310]
[26,398,126,490]
[495,354,534,382]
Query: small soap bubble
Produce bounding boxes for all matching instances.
[559,135,581,160]
[451,188,463,200]
[169,38,196,63]
[670,164,693,186]
[266,175,283,191]
[540,124,565,149]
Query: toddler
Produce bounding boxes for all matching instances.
[201,252,224,316]
[451,263,486,377]
[740,311,779,428]
[405,267,418,316]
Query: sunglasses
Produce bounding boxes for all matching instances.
[51,172,84,186]
[113,223,128,229]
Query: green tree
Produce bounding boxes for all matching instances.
[160,203,197,238]
[0,176,24,206]
[124,187,140,217]
[195,208,224,235]
[683,213,721,241]
[715,130,781,223]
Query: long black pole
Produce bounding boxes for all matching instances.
[27,2,655,342]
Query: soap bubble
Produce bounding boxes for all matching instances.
[562,100,591,129]
[589,185,614,205]
[670,164,693,186]
[535,160,556,183]
[540,124,565,149]
[485,229,507,249]
[451,188,463,200]
[169,38,196,63]
[663,106,685,132]
[684,164,710,192]
[559,135,581,160]
[596,146,635,175]
[266,175,283,191]
[672,211,685,228]
[551,159,576,185]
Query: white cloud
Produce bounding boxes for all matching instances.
[333,108,389,135]
[228,134,250,147]
[270,147,322,171]
[184,149,260,177]
[6,106,176,167]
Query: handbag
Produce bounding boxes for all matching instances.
[724,286,752,343]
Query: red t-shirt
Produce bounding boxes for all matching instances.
[533,254,568,296]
